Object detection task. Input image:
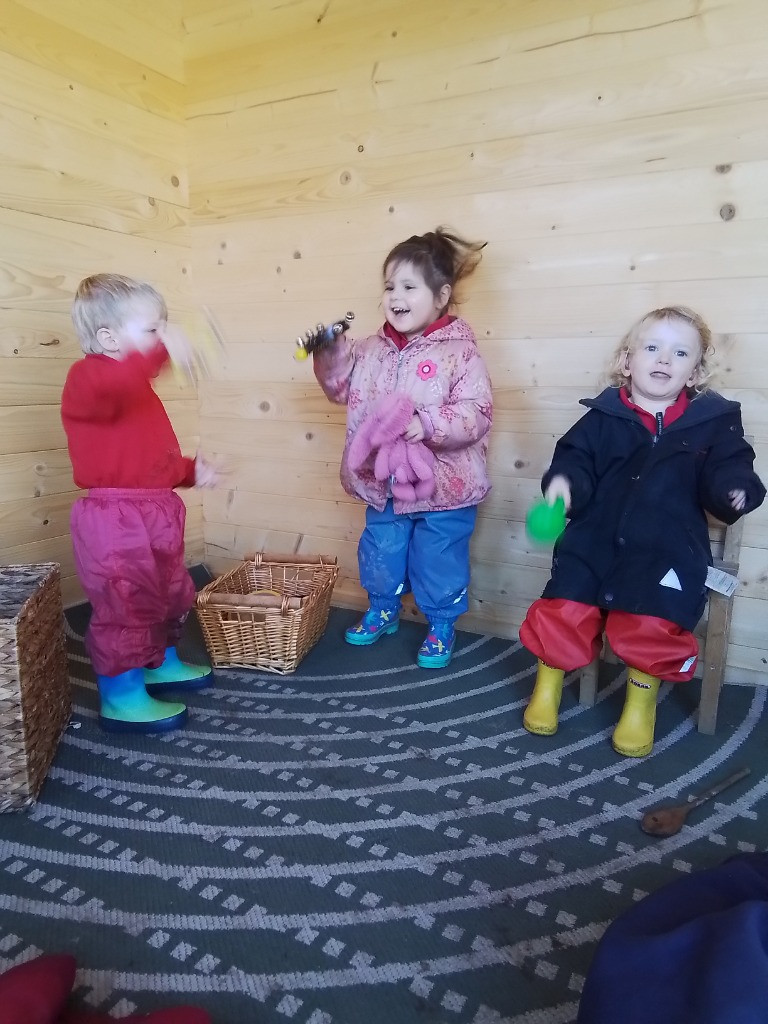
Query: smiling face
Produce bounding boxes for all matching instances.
[98,296,166,360]
[623,317,702,413]
[382,260,450,340]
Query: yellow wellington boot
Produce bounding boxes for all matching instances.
[523,661,565,736]
[612,668,661,758]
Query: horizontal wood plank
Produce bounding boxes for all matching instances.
[1,0,184,117]
[14,0,185,82]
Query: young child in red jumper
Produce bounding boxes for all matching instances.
[520,306,765,757]
[61,274,218,733]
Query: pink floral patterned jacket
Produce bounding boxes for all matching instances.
[314,316,493,513]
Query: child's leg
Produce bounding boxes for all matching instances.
[346,500,411,645]
[143,492,213,691]
[408,505,477,668]
[71,494,187,732]
[520,599,606,734]
[606,611,698,757]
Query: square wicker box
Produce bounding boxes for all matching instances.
[0,563,71,812]
[195,552,339,674]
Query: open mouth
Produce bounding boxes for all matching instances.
[391,307,410,316]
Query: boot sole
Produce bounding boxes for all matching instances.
[144,670,213,694]
[99,707,188,733]
[345,622,399,646]
[416,646,454,669]
[523,718,558,736]
[612,739,653,758]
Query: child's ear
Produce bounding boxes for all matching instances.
[438,283,451,310]
[687,364,701,388]
[97,326,119,353]
[621,350,631,378]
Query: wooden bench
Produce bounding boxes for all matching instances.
[578,515,744,735]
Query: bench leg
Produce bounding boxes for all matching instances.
[580,658,599,706]
[698,593,732,735]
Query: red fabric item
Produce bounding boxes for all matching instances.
[0,954,76,1024]
[383,314,456,350]
[520,598,606,670]
[70,489,196,676]
[61,345,195,489]
[520,598,698,681]
[59,1008,211,1024]
[619,385,689,433]
[606,610,698,682]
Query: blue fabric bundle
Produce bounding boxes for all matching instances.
[578,853,768,1023]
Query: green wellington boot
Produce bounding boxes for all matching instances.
[144,646,213,693]
[612,668,661,757]
[523,660,565,736]
[97,668,187,733]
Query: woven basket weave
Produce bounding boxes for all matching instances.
[0,563,71,812]
[195,552,338,674]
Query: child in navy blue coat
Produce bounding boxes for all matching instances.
[520,306,765,757]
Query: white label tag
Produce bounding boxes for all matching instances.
[705,565,739,597]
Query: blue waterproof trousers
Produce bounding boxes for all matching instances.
[358,501,477,623]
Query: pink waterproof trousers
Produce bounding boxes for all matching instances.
[71,488,196,677]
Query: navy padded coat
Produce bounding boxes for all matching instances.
[540,388,765,631]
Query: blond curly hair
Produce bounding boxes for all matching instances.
[605,305,715,397]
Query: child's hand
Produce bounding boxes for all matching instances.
[194,453,220,488]
[159,323,196,377]
[729,488,747,511]
[544,474,572,512]
[403,414,425,443]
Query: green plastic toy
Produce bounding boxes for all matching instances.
[525,497,566,545]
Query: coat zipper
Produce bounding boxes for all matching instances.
[653,411,663,445]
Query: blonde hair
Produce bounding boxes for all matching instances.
[606,305,715,396]
[71,273,167,354]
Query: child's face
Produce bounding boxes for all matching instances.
[382,260,450,340]
[100,297,166,359]
[623,318,702,410]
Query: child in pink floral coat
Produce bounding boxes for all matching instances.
[314,228,493,668]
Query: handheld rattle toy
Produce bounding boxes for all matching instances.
[170,305,226,388]
[525,496,566,545]
[294,311,354,361]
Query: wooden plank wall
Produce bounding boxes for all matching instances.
[0,0,201,607]
[185,0,768,681]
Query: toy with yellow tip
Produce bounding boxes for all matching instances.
[294,311,354,361]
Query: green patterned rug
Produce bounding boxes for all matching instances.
[1,605,767,1023]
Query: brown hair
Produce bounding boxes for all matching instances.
[606,305,715,396]
[382,227,486,314]
[71,273,167,354]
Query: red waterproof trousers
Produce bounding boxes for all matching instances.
[71,489,196,677]
[520,598,699,682]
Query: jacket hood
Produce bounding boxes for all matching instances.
[581,387,741,429]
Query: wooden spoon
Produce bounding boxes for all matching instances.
[640,766,751,837]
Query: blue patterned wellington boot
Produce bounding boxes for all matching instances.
[144,646,213,693]
[417,621,455,669]
[345,607,400,646]
[97,668,187,733]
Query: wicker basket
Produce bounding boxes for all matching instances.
[0,563,71,812]
[195,552,339,673]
